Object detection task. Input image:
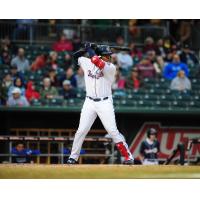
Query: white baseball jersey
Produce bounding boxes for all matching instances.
[78,57,116,98]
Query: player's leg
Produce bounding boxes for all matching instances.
[69,99,97,162]
[96,98,133,163]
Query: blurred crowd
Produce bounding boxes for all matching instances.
[0,19,199,107]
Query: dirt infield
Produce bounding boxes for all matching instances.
[0,164,200,179]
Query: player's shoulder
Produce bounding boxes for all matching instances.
[107,62,115,67]
[105,62,116,70]
[78,57,92,69]
[78,56,90,64]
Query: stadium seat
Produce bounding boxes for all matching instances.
[66,98,84,106]
[188,101,200,108]
[176,95,192,101]
[137,100,154,108]
[131,94,142,100]
[40,99,50,106]
[113,100,121,107]
[143,94,159,101]
[171,100,188,109]
[76,91,86,99]
[49,98,64,106]
[30,99,42,106]
[113,89,127,99]
[122,99,137,107]
[155,100,171,109]
[159,94,176,101]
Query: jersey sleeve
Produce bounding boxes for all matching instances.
[78,57,91,71]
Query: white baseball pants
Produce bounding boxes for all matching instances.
[69,97,132,161]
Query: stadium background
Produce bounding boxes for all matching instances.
[1,19,200,166]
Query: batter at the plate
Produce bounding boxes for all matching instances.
[67,43,134,165]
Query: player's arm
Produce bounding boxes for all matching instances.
[78,57,91,71]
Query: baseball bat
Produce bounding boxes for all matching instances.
[109,45,130,51]
[81,42,130,51]
[73,43,131,58]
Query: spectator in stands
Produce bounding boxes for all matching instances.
[11,48,30,72]
[59,80,76,100]
[115,37,133,72]
[40,77,58,100]
[163,54,189,80]
[72,35,82,52]
[178,20,192,45]
[59,66,77,88]
[10,65,25,82]
[0,36,12,51]
[111,53,118,66]
[25,81,40,102]
[8,77,26,97]
[146,50,156,64]
[165,52,173,64]
[171,44,182,56]
[126,68,141,90]
[31,53,48,71]
[128,19,140,39]
[7,87,29,107]
[116,50,133,72]
[129,42,143,62]
[52,33,74,52]
[155,38,168,59]
[0,46,11,65]
[116,36,125,46]
[0,73,13,105]
[153,56,166,76]
[170,70,191,94]
[165,43,181,64]
[143,37,156,53]
[75,67,85,90]
[136,57,156,79]
[47,69,59,87]
[48,51,58,70]
[62,52,73,70]
[163,37,172,51]
[180,44,199,67]
[11,142,40,163]
[112,68,126,90]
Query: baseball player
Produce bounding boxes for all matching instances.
[67,43,134,165]
[139,128,160,165]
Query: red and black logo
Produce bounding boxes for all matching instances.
[129,122,200,161]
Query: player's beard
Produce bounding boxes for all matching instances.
[101,55,111,62]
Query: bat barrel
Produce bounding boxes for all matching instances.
[109,46,130,51]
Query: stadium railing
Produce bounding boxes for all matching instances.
[0,21,167,46]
